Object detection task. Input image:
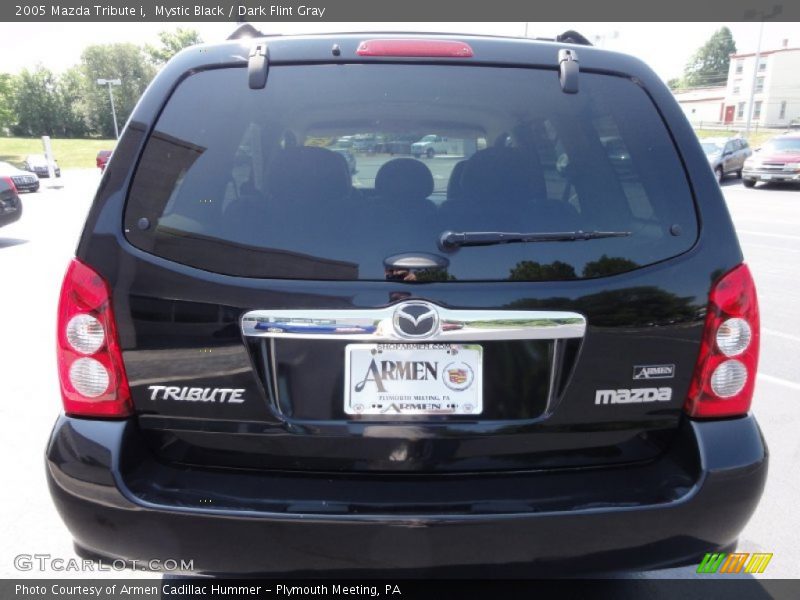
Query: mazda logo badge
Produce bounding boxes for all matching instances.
[392,301,439,339]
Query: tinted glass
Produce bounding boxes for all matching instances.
[701,143,722,155]
[125,64,698,281]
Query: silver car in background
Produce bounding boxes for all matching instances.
[0,161,40,193]
[701,137,752,183]
[23,154,61,178]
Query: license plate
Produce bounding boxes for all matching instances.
[761,175,773,180]
[344,343,482,416]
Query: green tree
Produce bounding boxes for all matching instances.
[146,28,203,65]
[666,77,683,90]
[0,73,15,134]
[682,27,737,88]
[582,255,638,278]
[12,66,60,136]
[509,260,577,281]
[81,43,156,138]
[54,66,89,137]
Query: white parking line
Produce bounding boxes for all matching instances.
[762,328,800,343]
[758,373,800,391]
[737,230,800,241]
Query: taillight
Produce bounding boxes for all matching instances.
[2,176,16,194]
[56,259,131,417]
[685,264,759,418]
[356,39,473,58]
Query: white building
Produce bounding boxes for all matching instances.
[673,86,727,125]
[723,42,800,127]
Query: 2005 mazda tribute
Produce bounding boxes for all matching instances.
[47,30,766,576]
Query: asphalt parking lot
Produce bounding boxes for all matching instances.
[0,169,797,580]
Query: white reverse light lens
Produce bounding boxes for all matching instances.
[716,317,752,357]
[66,314,105,354]
[69,357,110,398]
[710,359,747,398]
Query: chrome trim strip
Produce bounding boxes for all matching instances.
[241,307,586,341]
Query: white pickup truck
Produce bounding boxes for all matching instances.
[410,135,464,158]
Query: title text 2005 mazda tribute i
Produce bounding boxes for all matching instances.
[47,31,766,576]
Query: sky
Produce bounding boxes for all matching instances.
[0,21,798,82]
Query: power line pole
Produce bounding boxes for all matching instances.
[744,21,764,137]
[743,5,782,136]
[97,78,122,139]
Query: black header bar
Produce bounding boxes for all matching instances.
[3,1,799,22]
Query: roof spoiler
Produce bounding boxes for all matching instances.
[555,30,593,46]
[228,23,266,40]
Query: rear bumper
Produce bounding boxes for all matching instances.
[46,415,767,576]
[0,201,22,227]
[31,168,59,178]
[742,168,800,183]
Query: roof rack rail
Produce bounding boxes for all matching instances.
[556,30,593,46]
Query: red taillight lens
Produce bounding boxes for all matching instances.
[57,259,131,417]
[356,39,473,58]
[685,264,760,419]
[2,176,16,194]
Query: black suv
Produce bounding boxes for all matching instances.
[0,176,23,228]
[47,32,766,576]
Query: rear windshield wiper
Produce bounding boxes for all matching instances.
[439,229,631,250]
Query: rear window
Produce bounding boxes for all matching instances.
[124,64,697,281]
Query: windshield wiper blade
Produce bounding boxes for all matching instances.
[439,229,631,250]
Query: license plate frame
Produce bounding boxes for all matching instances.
[344,343,483,416]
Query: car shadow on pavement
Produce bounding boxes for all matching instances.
[0,237,28,249]
[757,182,800,193]
[722,177,800,192]
[720,178,744,187]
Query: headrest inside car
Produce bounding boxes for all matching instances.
[375,158,434,202]
[269,146,351,204]
[460,146,546,203]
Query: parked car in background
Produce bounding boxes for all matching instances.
[334,136,353,148]
[0,161,39,193]
[24,154,61,178]
[700,137,751,183]
[96,150,113,172]
[742,133,800,188]
[0,176,23,229]
[411,134,464,158]
[351,133,386,153]
[385,134,420,156]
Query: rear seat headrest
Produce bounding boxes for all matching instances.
[460,147,546,203]
[375,158,434,202]
[268,146,351,204]
[447,160,468,200]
